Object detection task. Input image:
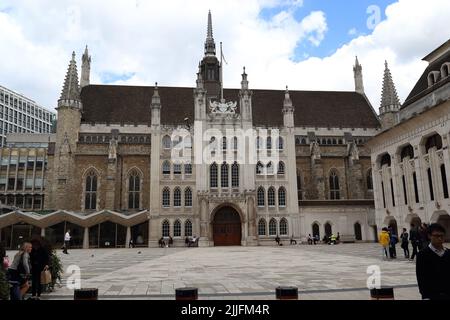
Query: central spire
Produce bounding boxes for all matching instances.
[205,10,216,56]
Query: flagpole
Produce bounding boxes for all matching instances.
[220,42,224,102]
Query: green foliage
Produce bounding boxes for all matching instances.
[0,269,9,300]
[47,251,63,292]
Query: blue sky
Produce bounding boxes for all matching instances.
[260,0,397,60]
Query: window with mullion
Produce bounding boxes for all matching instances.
[231,162,239,187]
[221,163,229,188]
[85,172,97,210]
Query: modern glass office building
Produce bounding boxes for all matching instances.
[0,85,56,147]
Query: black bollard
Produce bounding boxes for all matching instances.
[175,287,198,300]
[74,288,98,300]
[275,286,298,300]
[370,287,394,300]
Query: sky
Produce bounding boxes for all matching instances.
[0,0,449,114]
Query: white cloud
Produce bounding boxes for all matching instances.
[0,0,448,117]
[348,28,357,36]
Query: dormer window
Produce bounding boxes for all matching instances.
[427,71,441,87]
[441,62,450,79]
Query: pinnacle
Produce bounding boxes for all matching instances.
[59,52,81,102]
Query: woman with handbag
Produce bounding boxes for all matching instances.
[30,238,49,300]
[8,242,32,300]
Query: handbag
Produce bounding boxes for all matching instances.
[41,269,52,285]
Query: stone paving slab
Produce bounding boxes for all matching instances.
[7,243,425,299]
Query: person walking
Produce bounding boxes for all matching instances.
[307,234,313,245]
[400,228,410,259]
[30,238,49,300]
[389,231,398,259]
[63,230,71,254]
[416,223,450,300]
[379,227,390,260]
[8,242,32,300]
[410,224,420,261]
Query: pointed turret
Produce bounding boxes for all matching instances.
[283,86,295,128]
[241,66,249,90]
[240,66,252,121]
[380,61,401,110]
[379,61,401,130]
[58,52,81,108]
[353,56,365,94]
[81,45,91,89]
[151,82,161,108]
[151,83,161,126]
[205,10,216,56]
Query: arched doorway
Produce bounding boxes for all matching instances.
[312,223,320,239]
[212,206,241,246]
[354,222,362,241]
[324,222,332,237]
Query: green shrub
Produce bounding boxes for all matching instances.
[46,251,63,292]
[0,269,9,300]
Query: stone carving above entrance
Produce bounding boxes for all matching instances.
[209,99,237,114]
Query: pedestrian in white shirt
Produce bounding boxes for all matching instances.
[63,230,71,254]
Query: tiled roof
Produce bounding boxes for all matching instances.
[80,85,380,128]
[403,49,450,109]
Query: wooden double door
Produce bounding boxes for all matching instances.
[213,207,242,246]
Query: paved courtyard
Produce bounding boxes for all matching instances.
[8,243,422,299]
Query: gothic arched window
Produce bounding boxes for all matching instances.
[162,220,170,237]
[173,187,181,207]
[401,145,414,161]
[221,163,229,188]
[162,161,171,175]
[279,218,288,235]
[210,163,218,188]
[257,187,265,207]
[258,219,266,236]
[330,171,340,200]
[277,137,284,150]
[268,187,276,207]
[85,171,97,210]
[267,162,274,175]
[184,187,193,207]
[269,218,277,236]
[162,135,171,149]
[256,161,264,175]
[231,162,239,188]
[425,134,443,153]
[184,220,193,237]
[162,187,170,207]
[174,220,181,237]
[277,161,285,175]
[128,170,140,209]
[278,187,286,207]
[266,136,272,150]
[233,137,238,150]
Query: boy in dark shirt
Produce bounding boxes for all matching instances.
[416,223,450,300]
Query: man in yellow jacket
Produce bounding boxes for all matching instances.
[379,227,390,259]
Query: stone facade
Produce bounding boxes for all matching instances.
[367,40,450,241]
[1,13,382,248]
